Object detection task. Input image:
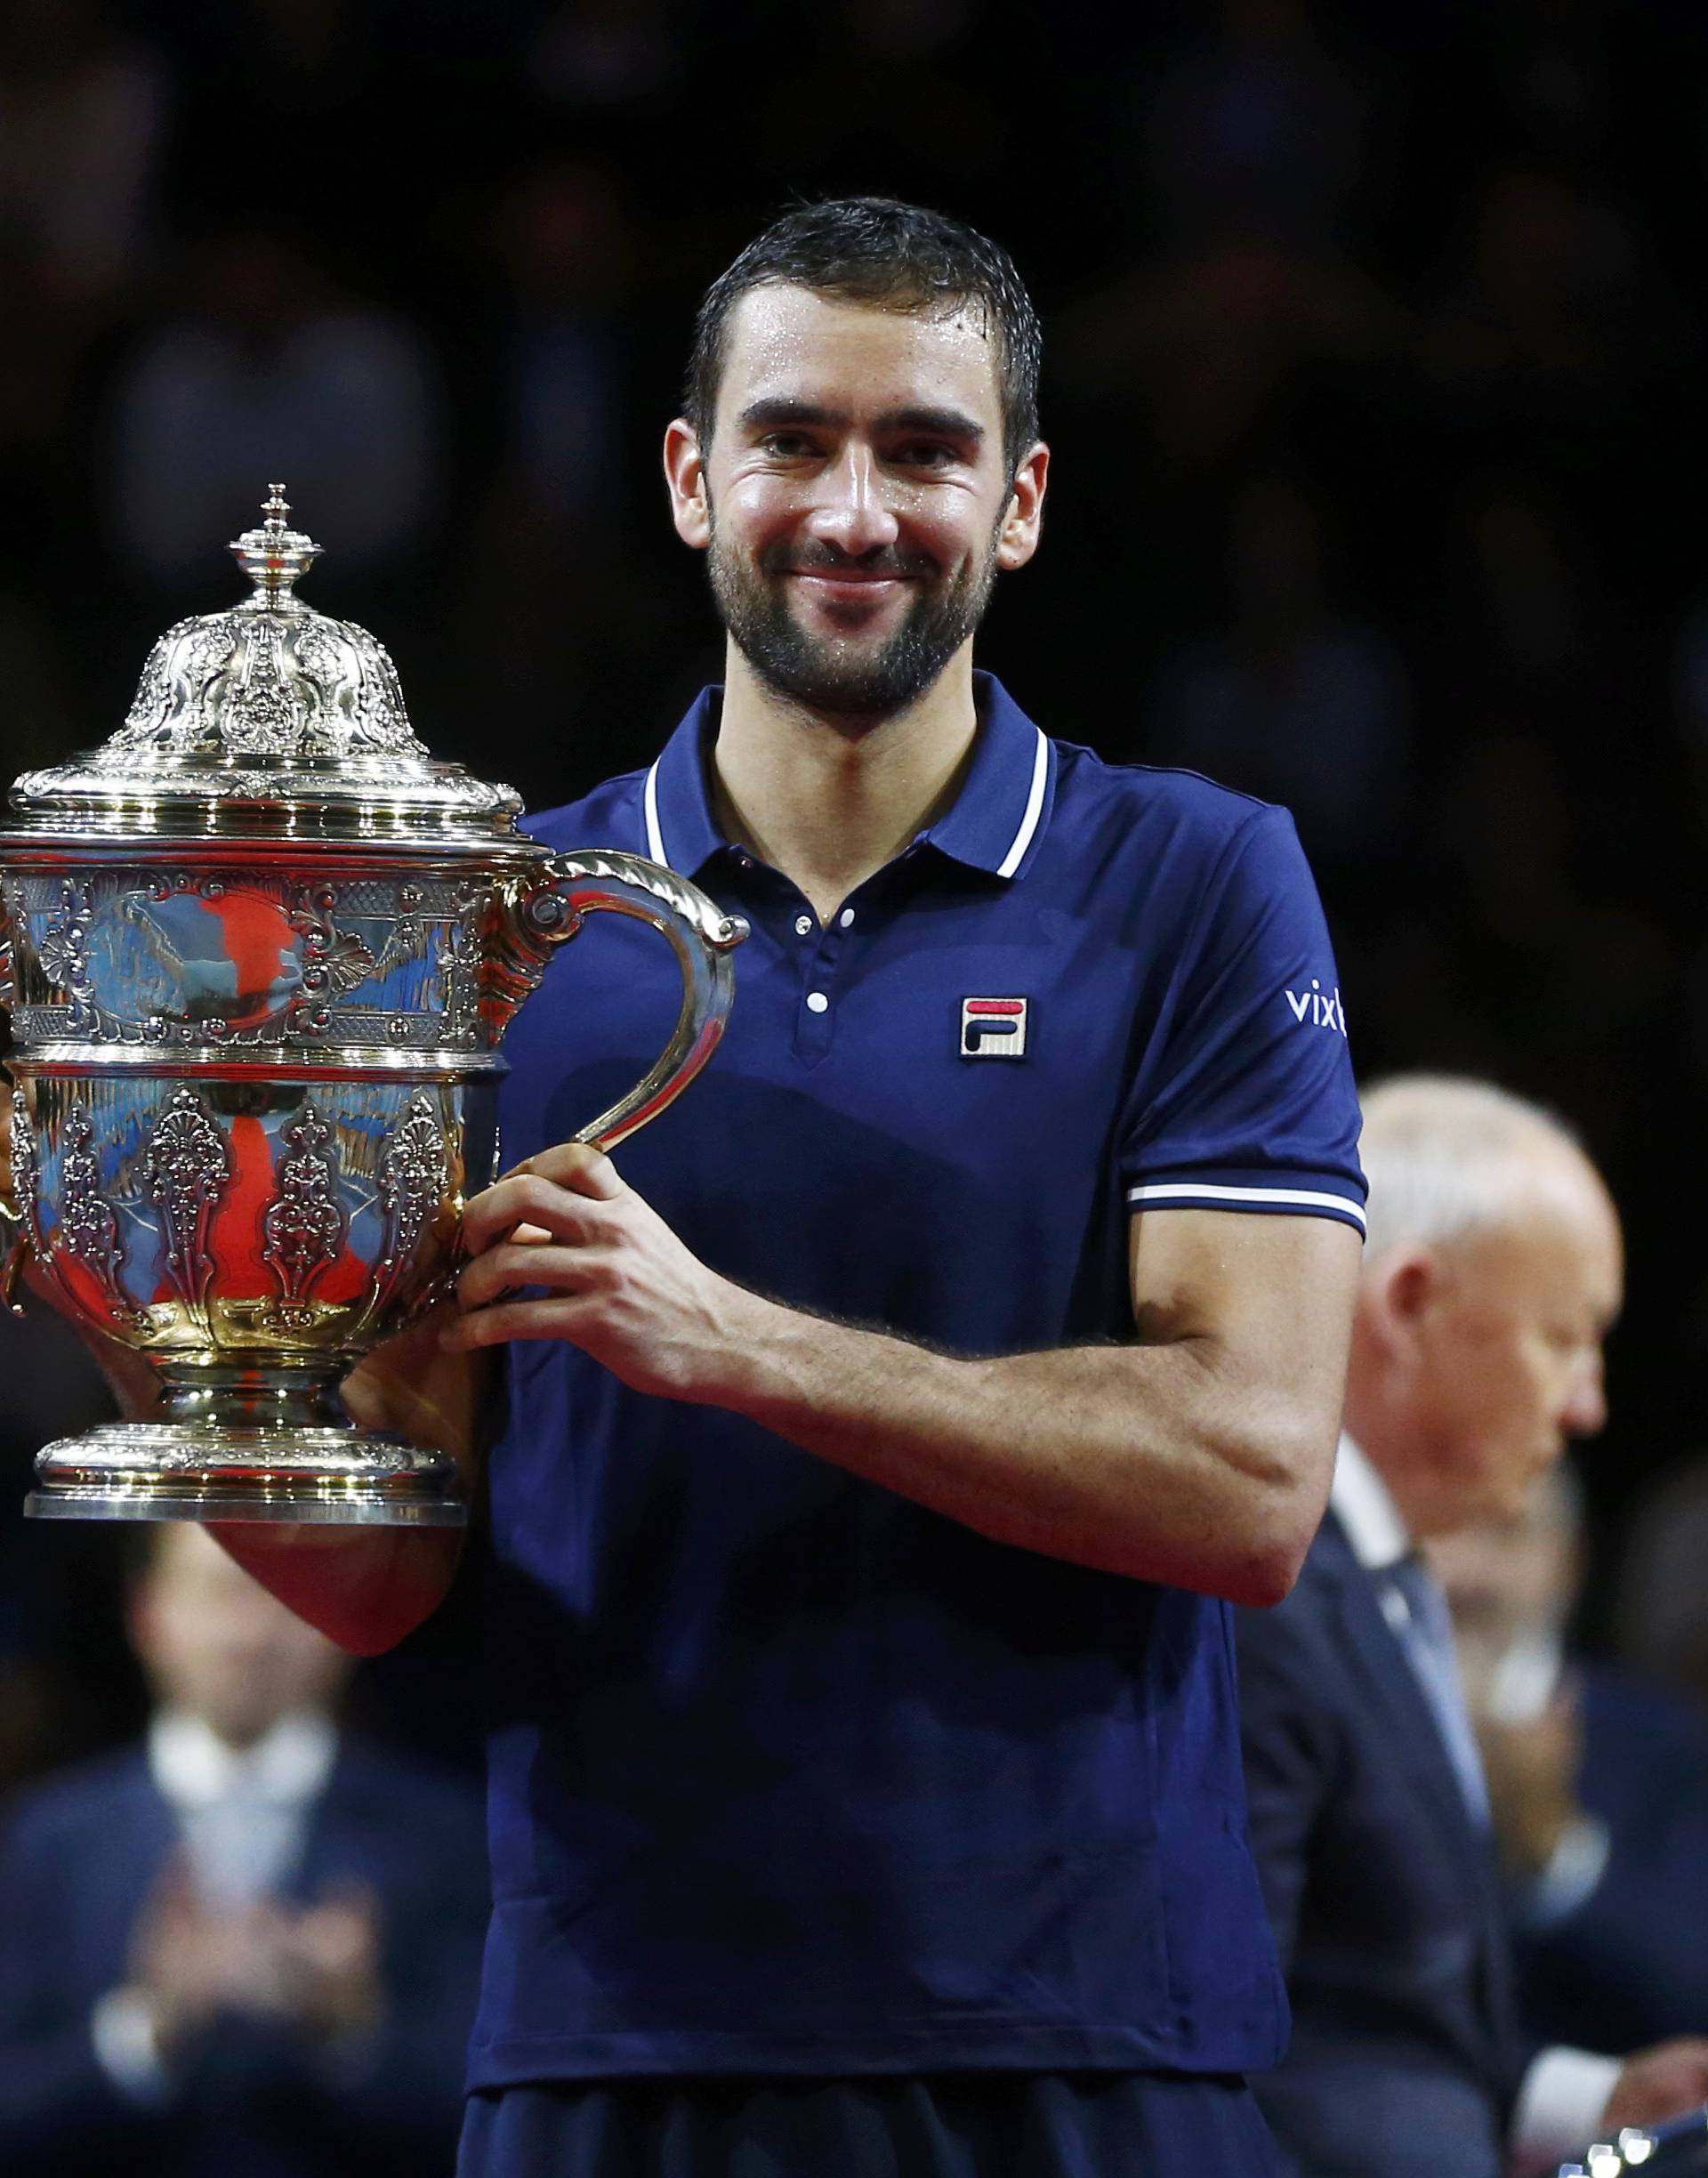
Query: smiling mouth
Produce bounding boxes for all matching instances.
[785,570,914,615]
[787,569,910,585]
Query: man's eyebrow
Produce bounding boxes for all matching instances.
[876,405,986,448]
[734,398,986,448]
[736,398,846,432]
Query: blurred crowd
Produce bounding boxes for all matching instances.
[5,0,1708,2160]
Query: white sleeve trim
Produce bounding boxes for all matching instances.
[1126,1182,1366,1230]
[1512,2045,1622,2166]
[642,758,665,864]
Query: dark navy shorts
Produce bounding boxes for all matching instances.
[456,2071,1279,2176]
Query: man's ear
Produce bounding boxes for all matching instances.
[1366,1243,1446,1358]
[995,440,1049,571]
[664,418,711,551]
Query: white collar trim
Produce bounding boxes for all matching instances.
[642,756,665,863]
[994,724,1050,878]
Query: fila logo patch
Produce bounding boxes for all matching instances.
[961,997,1028,1057]
[1285,979,1347,1037]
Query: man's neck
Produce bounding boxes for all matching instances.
[1341,1381,1445,1542]
[711,643,981,923]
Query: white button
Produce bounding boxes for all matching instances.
[805,990,829,1013]
[839,908,855,927]
[794,914,813,937]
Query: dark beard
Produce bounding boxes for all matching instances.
[705,520,1001,722]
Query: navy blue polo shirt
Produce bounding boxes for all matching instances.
[467,673,1365,2091]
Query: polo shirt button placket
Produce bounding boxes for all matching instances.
[795,970,832,1055]
[793,897,853,1060]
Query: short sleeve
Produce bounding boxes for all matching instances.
[1118,804,1366,1234]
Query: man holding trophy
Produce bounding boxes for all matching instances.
[3,201,1366,2176]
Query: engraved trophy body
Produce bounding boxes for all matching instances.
[0,490,745,1526]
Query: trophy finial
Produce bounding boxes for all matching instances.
[230,482,322,609]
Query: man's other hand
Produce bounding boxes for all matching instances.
[341,1303,487,1472]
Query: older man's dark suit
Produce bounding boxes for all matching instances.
[1237,1508,1526,2178]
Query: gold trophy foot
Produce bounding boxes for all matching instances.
[25,1422,467,1527]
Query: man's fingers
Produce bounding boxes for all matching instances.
[440,1295,595,1351]
[457,1243,612,1309]
[461,1172,619,1254]
[511,1141,625,1200]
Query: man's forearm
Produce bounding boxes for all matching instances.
[447,1153,1361,1601]
[709,1293,1333,1605]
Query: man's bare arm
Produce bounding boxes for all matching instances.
[447,1144,1361,1605]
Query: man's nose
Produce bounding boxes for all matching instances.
[806,446,900,558]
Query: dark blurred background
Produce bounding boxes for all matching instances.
[3,0,1708,1786]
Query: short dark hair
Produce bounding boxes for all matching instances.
[685,196,1043,477]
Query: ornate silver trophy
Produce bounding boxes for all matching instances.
[0,488,745,1527]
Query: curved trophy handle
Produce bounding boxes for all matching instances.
[491,850,747,1154]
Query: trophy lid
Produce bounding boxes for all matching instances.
[5,488,527,848]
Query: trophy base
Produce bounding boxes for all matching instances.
[25,1421,467,1528]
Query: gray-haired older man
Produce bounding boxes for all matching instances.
[1237,1075,1708,2177]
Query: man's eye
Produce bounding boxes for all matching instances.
[896,443,955,468]
[760,434,816,459]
